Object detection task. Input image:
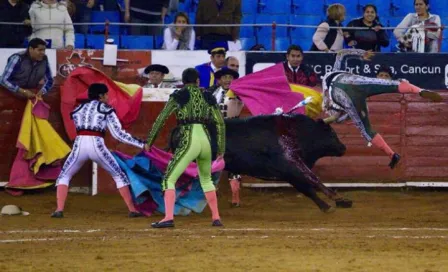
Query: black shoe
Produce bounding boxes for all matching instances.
[231,203,240,208]
[51,211,64,218]
[128,211,144,218]
[419,90,443,102]
[151,220,174,228]
[212,219,224,227]
[389,153,401,169]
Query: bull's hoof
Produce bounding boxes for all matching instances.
[321,206,336,213]
[335,198,353,208]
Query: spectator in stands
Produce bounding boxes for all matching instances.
[225,56,239,72]
[344,4,389,52]
[311,3,345,52]
[29,0,75,50]
[124,0,168,35]
[394,0,441,53]
[195,42,227,88]
[0,0,33,48]
[283,45,317,87]
[163,12,195,50]
[376,65,394,80]
[0,38,53,99]
[72,0,95,35]
[143,64,175,88]
[195,0,242,50]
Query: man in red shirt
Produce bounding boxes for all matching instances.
[283,45,317,87]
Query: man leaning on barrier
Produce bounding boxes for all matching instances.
[0,38,54,100]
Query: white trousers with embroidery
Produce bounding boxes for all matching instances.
[56,136,129,188]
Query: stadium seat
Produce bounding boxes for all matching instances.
[154,35,164,49]
[385,16,404,38]
[188,12,196,24]
[429,1,448,17]
[75,33,86,49]
[255,15,289,39]
[165,14,174,25]
[289,15,323,40]
[292,0,325,16]
[257,37,290,51]
[242,0,258,14]
[258,0,291,14]
[86,34,119,49]
[359,0,393,17]
[390,0,416,17]
[291,37,313,51]
[240,14,255,38]
[325,0,359,18]
[191,0,199,13]
[90,11,121,35]
[274,37,291,51]
[121,35,154,49]
[178,0,194,12]
[240,37,257,50]
[440,39,448,53]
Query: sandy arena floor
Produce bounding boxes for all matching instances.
[1,188,448,272]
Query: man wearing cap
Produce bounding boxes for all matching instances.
[195,42,227,88]
[50,83,146,219]
[210,67,244,207]
[143,64,175,88]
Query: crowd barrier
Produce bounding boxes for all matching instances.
[0,49,447,193]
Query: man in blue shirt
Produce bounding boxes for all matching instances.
[0,38,54,99]
[195,42,227,88]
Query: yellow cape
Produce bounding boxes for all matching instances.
[289,84,323,118]
[18,100,71,175]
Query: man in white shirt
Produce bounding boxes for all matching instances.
[143,64,175,88]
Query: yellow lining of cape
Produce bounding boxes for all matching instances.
[289,84,323,118]
[114,81,141,97]
[18,101,71,175]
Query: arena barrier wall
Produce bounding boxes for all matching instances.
[0,49,447,193]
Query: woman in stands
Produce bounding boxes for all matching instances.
[163,12,195,50]
[344,4,390,52]
[29,0,75,49]
[394,0,441,52]
[311,3,345,52]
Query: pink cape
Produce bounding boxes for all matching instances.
[229,63,306,115]
[6,100,67,196]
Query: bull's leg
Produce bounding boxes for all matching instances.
[289,181,334,213]
[279,136,353,209]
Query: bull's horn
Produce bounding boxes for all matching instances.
[323,116,338,124]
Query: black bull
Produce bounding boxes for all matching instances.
[168,114,353,212]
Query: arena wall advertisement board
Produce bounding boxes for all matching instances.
[246,52,448,90]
